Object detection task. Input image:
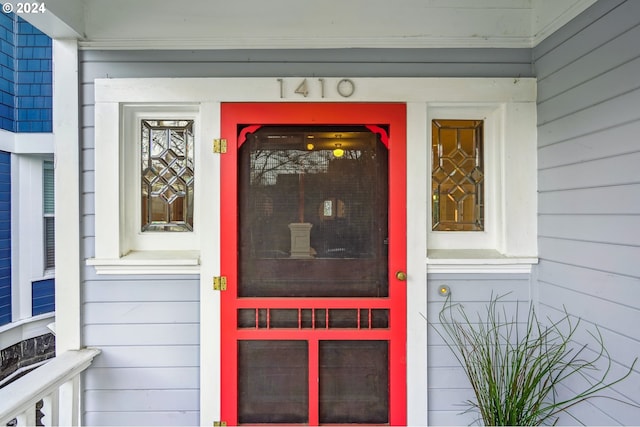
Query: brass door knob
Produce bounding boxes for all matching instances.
[395,271,407,281]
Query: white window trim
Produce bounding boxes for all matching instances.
[425,102,538,273]
[11,153,55,323]
[89,103,202,274]
[89,78,538,426]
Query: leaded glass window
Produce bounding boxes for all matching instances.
[141,119,194,232]
[432,119,484,231]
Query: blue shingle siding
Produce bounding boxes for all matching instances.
[0,13,52,133]
[32,278,54,316]
[0,12,14,133]
[0,151,11,325]
[15,16,51,133]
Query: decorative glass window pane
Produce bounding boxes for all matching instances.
[43,160,55,269]
[141,119,194,232]
[432,119,484,231]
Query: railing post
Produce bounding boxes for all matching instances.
[0,349,100,426]
[15,407,36,426]
[41,391,59,427]
[58,376,80,426]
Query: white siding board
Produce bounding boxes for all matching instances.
[538,87,640,146]
[81,61,532,81]
[537,53,640,123]
[82,193,95,217]
[85,367,199,390]
[82,214,95,238]
[533,0,623,58]
[84,279,199,302]
[427,388,476,412]
[537,260,640,305]
[539,237,640,278]
[90,345,199,368]
[82,170,95,193]
[550,387,623,425]
[538,151,640,191]
[538,184,640,215]
[539,281,640,340]
[427,367,471,389]
[84,411,199,427]
[534,1,637,80]
[84,390,199,412]
[84,324,199,346]
[429,410,478,426]
[537,23,640,102]
[539,214,640,247]
[79,49,534,81]
[84,301,199,324]
[537,119,640,169]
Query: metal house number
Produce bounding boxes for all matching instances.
[277,78,356,98]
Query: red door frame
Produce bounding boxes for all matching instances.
[220,103,407,425]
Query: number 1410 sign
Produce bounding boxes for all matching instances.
[277,78,356,99]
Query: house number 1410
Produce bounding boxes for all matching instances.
[277,78,355,98]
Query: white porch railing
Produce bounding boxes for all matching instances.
[0,348,101,426]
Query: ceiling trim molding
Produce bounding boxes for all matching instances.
[78,35,535,51]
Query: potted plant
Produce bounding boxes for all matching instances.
[432,294,638,425]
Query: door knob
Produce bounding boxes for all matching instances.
[395,271,407,281]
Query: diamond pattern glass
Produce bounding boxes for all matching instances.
[141,119,194,231]
[432,119,484,231]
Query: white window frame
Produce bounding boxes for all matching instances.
[122,105,199,251]
[42,159,55,273]
[89,103,202,274]
[89,77,538,426]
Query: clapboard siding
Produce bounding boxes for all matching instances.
[538,118,640,170]
[81,277,200,425]
[534,0,640,423]
[84,411,199,427]
[79,47,533,425]
[426,274,530,424]
[80,48,534,80]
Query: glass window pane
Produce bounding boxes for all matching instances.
[43,161,54,214]
[44,216,55,269]
[43,160,55,269]
[432,119,484,231]
[141,119,194,232]
[319,340,389,424]
[239,126,388,297]
[238,340,308,424]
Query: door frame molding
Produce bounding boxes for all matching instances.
[91,76,537,426]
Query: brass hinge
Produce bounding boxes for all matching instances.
[213,138,227,153]
[213,422,227,427]
[213,276,227,291]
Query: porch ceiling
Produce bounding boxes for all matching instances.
[19,0,596,49]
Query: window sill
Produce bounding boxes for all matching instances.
[427,249,538,274]
[87,250,200,275]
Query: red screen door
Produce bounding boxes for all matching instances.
[220,103,406,425]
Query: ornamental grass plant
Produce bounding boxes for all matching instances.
[434,295,638,426]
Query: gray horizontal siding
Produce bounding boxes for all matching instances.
[80,48,534,79]
[78,47,535,425]
[426,273,531,425]
[81,278,200,426]
[534,0,640,424]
